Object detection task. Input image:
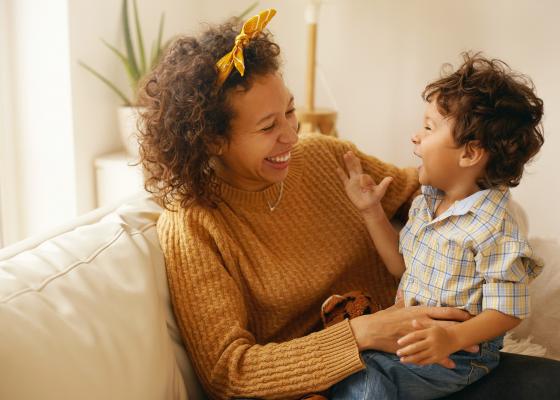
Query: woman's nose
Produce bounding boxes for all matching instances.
[279,119,299,144]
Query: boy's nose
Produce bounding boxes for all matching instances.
[411,132,421,144]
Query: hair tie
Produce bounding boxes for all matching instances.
[215,8,277,87]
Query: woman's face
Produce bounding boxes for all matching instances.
[216,73,299,191]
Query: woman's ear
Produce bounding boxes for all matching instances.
[459,140,488,168]
[208,139,225,156]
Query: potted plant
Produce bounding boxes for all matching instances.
[79,0,165,157]
[79,0,259,157]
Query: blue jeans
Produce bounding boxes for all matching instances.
[331,336,503,400]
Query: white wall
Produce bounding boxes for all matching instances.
[2,0,203,243]
[199,0,560,238]
[4,0,559,241]
[67,0,204,215]
[0,0,21,245]
[8,0,77,240]
[321,0,560,239]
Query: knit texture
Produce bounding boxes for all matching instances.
[158,133,419,399]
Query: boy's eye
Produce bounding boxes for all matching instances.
[424,126,432,131]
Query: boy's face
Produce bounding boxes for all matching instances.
[411,99,464,191]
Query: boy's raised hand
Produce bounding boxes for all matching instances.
[336,151,393,214]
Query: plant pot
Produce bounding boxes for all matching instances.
[117,106,144,158]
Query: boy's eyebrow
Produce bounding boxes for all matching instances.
[424,114,438,125]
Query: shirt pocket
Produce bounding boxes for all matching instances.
[434,238,478,306]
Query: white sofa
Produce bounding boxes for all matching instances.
[0,193,205,400]
[0,192,558,399]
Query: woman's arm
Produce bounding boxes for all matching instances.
[158,209,365,399]
[159,207,477,396]
[348,300,475,353]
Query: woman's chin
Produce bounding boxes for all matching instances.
[262,161,290,181]
[269,169,289,184]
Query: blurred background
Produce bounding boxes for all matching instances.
[1,0,559,246]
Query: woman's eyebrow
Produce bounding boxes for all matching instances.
[256,113,275,125]
[256,96,295,125]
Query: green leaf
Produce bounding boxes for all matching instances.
[122,0,140,82]
[101,39,136,87]
[237,1,259,20]
[151,13,165,68]
[78,61,132,106]
[132,0,146,75]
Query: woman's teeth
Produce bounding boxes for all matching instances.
[266,152,291,163]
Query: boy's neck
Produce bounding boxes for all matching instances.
[434,181,482,217]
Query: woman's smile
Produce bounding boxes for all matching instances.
[265,150,291,169]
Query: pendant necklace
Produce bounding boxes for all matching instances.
[266,181,284,212]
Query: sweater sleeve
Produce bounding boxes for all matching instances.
[158,208,364,399]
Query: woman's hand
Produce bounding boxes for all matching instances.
[349,301,478,368]
[336,151,393,215]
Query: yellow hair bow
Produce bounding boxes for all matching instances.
[215,8,277,87]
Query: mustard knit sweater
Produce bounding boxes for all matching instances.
[157,134,419,399]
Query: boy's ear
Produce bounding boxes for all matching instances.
[459,140,488,168]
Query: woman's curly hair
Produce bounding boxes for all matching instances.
[423,52,544,188]
[138,19,281,210]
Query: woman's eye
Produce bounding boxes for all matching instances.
[262,124,275,132]
[286,108,296,115]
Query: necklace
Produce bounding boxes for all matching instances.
[266,181,284,212]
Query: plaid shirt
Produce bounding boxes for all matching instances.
[398,185,542,319]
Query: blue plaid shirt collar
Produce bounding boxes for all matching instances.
[421,185,510,224]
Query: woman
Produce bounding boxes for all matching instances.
[138,9,472,399]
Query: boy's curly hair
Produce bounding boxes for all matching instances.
[423,52,544,188]
[138,19,281,210]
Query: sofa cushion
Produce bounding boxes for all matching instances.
[511,237,560,360]
[0,194,196,400]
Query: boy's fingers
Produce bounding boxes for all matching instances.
[377,176,393,195]
[397,340,429,357]
[463,344,480,353]
[400,350,431,365]
[411,318,426,330]
[438,358,456,369]
[335,167,348,184]
[397,329,426,346]
[360,174,376,190]
[344,151,363,176]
